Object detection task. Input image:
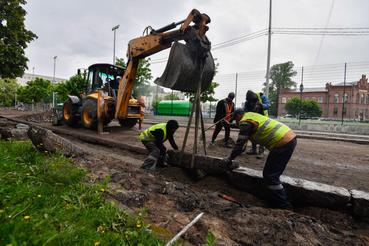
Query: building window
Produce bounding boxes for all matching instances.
[342,108,346,115]
[355,108,358,116]
[361,94,365,104]
[343,93,348,103]
[333,108,338,115]
[282,97,286,103]
[288,97,291,101]
[318,97,323,103]
[312,97,316,101]
[356,93,359,103]
[282,108,286,113]
[366,109,368,117]
[366,95,369,104]
[305,97,309,100]
[334,93,339,103]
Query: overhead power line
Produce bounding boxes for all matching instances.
[150,27,369,64]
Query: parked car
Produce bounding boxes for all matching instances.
[282,114,293,119]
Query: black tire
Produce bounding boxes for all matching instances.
[63,99,79,126]
[118,118,137,128]
[103,118,112,126]
[81,98,98,130]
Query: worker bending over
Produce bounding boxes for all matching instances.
[243,90,270,158]
[221,108,297,210]
[140,120,179,170]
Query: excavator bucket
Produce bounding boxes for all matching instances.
[154,41,215,93]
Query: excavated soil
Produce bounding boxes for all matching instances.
[2,108,369,245]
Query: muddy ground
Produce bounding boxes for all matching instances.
[2,108,369,245]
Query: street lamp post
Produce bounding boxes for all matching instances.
[299,83,304,125]
[112,25,120,65]
[53,56,57,108]
[33,67,35,80]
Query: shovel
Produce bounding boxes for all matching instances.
[218,193,252,208]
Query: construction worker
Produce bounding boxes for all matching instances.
[221,108,297,210]
[139,120,179,170]
[243,90,270,158]
[210,92,235,148]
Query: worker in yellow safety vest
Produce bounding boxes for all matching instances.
[139,120,179,170]
[221,108,297,211]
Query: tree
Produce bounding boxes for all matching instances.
[17,77,51,104]
[163,94,180,100]
[283,96,301,117]
[55,74,86,102]
[302,100,323,118]
[284,96,323,118]
[115,57,152,98]
[181,58,220,104]
[0,78,19,106]
[262,61,297,116]
[0,0,38,79]
[151,97,162,112]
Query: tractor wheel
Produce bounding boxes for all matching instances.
[63,99,79,126]
[118,118,137,128]
[81,98,98,130]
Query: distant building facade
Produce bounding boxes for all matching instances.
[16,73,65,86]
[279,75,369,121]
[143,86,187,113]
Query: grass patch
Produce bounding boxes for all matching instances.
[0,138,165,245]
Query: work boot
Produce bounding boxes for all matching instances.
[156,155,170,168]
[246,148,257,155]
[209,140,215,145]
[156,162,170,168]
[224,142,232,148]
[256,150,265,159]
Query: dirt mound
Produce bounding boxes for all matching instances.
[17,109,54,123]
[78,155,369,245]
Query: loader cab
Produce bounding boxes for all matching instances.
[84,63,126,97]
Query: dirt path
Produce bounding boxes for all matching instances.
[2,108,369,245]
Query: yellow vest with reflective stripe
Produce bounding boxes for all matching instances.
[239,112,290,150]
[139,123,167,142]
[256,93,268,116]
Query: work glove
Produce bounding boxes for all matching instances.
[219,157,232,168]
[253,101,263,113]
[164,154,169,162]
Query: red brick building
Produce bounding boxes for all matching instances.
[279,75,369,120]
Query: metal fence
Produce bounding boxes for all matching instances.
[212,61,369,117]
[149,61,369,118]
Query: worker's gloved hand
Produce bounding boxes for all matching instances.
[222,120,231,128]
[164,154,169,162]
[253,101,263,113]
[220,157,232,168]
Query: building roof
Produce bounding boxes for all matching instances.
[289,87,327,93]
[334,81,356,86]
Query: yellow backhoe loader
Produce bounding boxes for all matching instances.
[56,9,214,131]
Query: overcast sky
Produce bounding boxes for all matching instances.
[22,0,369,102]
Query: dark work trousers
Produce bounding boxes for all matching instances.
[262,137,297,208]
[140,141,166,170]
[212,121,231,143]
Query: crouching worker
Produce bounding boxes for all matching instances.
[140,120,179,170]
[220,108,297,210]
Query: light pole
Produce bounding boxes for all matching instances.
[299,83,304,125]
[112,25,120,65]
[53,56,57,108]
[33,67,35,80]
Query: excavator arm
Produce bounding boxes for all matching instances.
[115,9,214,120]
